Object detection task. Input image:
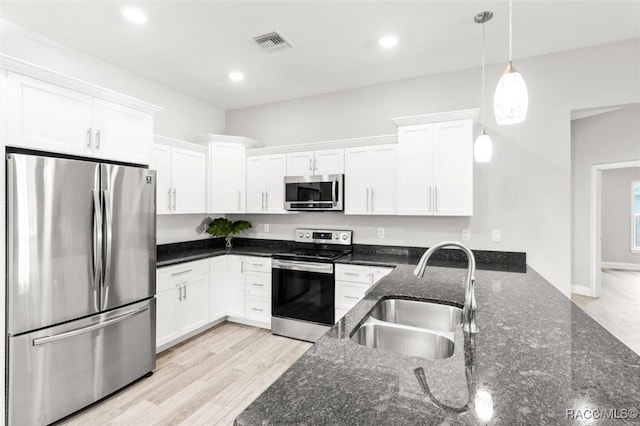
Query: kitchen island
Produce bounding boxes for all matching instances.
[235,264,640,425]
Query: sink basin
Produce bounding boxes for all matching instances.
[370,299,462,333]
[350,322,455,359]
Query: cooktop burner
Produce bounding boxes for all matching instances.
[275,248,349,261]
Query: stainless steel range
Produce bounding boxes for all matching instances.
[271,229,352,342]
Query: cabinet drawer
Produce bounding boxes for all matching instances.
[245,257,271,272]
[335,281,369,309]
[245,296,271,322]
[157,259,209,292]
[335,265,370,284]
[245,271,271,297]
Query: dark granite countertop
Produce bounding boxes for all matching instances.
[235,264,640,425]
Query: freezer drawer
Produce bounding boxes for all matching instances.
[8,298,156,426]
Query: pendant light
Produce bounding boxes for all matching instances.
[474,11,493,163]
[494,0,528,125]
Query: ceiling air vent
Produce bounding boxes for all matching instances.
[252,32,293,51]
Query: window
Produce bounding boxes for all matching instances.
[633,181,640,252]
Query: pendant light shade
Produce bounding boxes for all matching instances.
[474,132,493,163]
[494,0,528,125]
[494,62,528,124]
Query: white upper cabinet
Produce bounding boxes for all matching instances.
[186,134,262,214]
[395,117,474,216]
[91,98,153,165]
[151,136,206,215]
[247,154,287,214]
[286,148,344,176]
[344,144,397,215]
[5,71,161,165]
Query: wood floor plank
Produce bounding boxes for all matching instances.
[60,322,312,425]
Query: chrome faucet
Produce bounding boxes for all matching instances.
[413,241,478,334]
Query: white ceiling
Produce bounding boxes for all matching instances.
[1,1,639,110]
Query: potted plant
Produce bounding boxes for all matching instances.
[205,217,252,248]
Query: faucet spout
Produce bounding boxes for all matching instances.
[413,241,478,334]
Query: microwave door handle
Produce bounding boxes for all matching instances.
[332,179,337,207]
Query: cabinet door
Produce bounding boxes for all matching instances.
[151,144,172,215]
[210,143,245,213]
[344,147,370,215]
[181,275,210,334]
[156,285,182,349]
[286,151,314,176]
[314,148,344,175]
[171,147,206,214]
[370,267,393,285]
[397,125,435,215]
[92,98,153,165]
[370,145,397,215]
[246,155,266,213]
[7,73,93,156]
[226,256,245,318]
[433,120,473,216]
[209,256,227,321]
[265,154,287,213]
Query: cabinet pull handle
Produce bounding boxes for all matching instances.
[344,272,360,276]
[434,186,438,213]
[313,157,317,173]
[173,189,177,210]
[237,191,241,210]
[261,191,265,210]
[95,130,101,150]
[366,188,370,212]
[251,283,263,287]
[86,128,92,149]
[344,295,360,300]
[178,285,182,301]
[251,308,264,312]
[251,263,263,267]
[183,283,187,300]
[167,188,172,211]
[308,158,312,172]
[265,191,268,210]
[371,188,374,212]
[171,269,192,276]
[241,260,244,273]
[429,185,432,212]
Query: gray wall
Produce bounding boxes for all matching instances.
[601,167,640,265]
[571,105,640,287]
[226,39,640,296]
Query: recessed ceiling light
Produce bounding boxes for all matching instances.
[378,35,398,49]
[121,6,148,25]
[228,71,245,82]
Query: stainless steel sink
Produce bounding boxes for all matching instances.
[350,322,455,359]
[370,299,462,333]
[349,298,462,360]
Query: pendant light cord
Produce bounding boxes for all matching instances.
[509,0,513,62]
[481,19,486,132]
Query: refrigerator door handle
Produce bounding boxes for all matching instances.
[92,190,103,311]
[32,306,149,346]
[102,189,113,310]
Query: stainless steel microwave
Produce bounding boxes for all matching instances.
[284,174,344,211]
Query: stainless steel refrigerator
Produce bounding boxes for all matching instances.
[6,152,157,425]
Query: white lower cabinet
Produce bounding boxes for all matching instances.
[156,259,210,350]
[224,255,272,327]
[334,264,393,323]
[209,255,228,321]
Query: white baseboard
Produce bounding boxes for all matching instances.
[571,285,593,297]
[601,262,640,271]
[227,316,271,330]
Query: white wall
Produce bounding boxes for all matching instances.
[227,39,640,296]
[601,167,640,265]
[572,105,640,287]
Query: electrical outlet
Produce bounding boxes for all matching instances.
[462,229,471,241]
[264,224,270,233]
[491,229,501,242]
[377,228,385,239]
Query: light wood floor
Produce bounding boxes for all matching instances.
[572,269,640,355]
[60,322,312,426]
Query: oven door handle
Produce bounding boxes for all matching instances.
[272,259,334,274]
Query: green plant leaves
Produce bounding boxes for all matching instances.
[205,217,252,239]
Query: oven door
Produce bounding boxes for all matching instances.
[284,174,343,211]
[272,259,335,325]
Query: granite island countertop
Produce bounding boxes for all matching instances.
[235,264,640,425]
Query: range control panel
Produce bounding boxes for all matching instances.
[294,229,352,245]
